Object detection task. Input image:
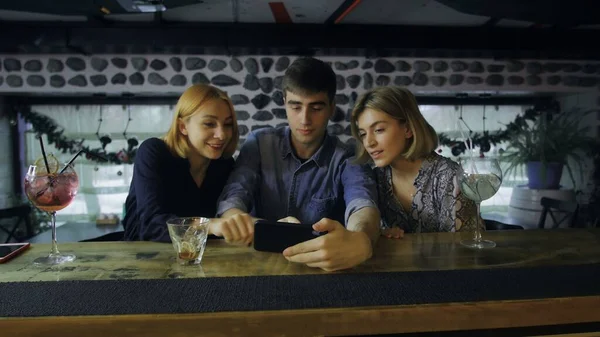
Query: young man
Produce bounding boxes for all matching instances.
[215,57,380,271]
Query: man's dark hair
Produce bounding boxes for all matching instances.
[282,57,337,103]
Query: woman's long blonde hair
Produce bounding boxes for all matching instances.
[163,84,239,159]
[350,86,438,164]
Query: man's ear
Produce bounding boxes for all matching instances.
[178,118,188,136]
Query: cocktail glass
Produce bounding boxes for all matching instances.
[167,217,209,265]
[459,156,503,249]
[24,163,79,264]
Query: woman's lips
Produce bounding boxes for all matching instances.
[370,150,383,159]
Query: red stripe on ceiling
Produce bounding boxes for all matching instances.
[334,0,362,24]
[269,2,292,24]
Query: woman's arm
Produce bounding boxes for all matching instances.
[436,160,479,232]
[131,139,178,242]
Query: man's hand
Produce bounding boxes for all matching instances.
[282,218,372,272]
[382,227,404,239]
[209,213,255,246]
[278,216,301,224]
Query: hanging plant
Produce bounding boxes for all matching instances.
[15,106,139,165]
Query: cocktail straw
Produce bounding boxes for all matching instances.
[58,150,108,174]
[59,150,83,174]
[456,121,478,174]
[37,135,50,173]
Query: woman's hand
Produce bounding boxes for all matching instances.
[381,227,404,239]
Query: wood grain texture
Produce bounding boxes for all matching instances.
[1,297,599,337]
[2,228,600,282]
[1,229,600,336]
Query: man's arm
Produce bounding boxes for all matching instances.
[212,132,262,244]
[341,157,380,238]
[282,212,379,271]
[346,206,381,258]
[282,158,381,271]
[208,210,258,245]
[216,131,262,216]
[340,157,380,225]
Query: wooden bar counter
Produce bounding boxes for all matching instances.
[1,229,600,336]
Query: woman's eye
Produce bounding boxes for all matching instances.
[204,123,216,127]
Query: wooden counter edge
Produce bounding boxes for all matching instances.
[1,296,599,337]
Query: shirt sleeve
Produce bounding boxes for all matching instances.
[131,139,177,242]
[438,166,478,232]
[452,175,480,232]
[341,158,379,225]
[216,131,262,216]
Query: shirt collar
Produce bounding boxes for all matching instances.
[281,126,334,168]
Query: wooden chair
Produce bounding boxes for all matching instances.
[485,219,524,231]
[537,197,579,229]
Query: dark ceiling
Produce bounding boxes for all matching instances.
[0,0,597,59]
[436,0,599,26]
[0,0,598,25]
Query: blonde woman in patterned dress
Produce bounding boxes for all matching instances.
[350,86,478,238]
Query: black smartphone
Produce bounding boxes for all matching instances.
[0,243,31,263]
[253,220,326,253]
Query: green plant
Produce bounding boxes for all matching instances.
[501,102,596,189]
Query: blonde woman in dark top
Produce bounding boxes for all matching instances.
[123,84,248,243]
[350,86,478,237]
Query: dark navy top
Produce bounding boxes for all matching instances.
[123,138,234,242]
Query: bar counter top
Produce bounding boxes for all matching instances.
[1,229,599,337]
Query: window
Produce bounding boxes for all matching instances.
[25,104,174,222]
[25,103,528,222]
[419,104,528,213]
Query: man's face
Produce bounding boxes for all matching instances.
[285,91,334,155]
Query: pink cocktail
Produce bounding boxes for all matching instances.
[24,164,79,265]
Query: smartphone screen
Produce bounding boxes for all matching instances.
[0,243,29,259]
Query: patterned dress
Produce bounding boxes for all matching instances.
[375,153,478,233]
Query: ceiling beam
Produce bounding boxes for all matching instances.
[0,22,597,59]
[482,17,501,27]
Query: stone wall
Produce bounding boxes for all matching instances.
[2,56,600,95]
[2,54,600,147]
